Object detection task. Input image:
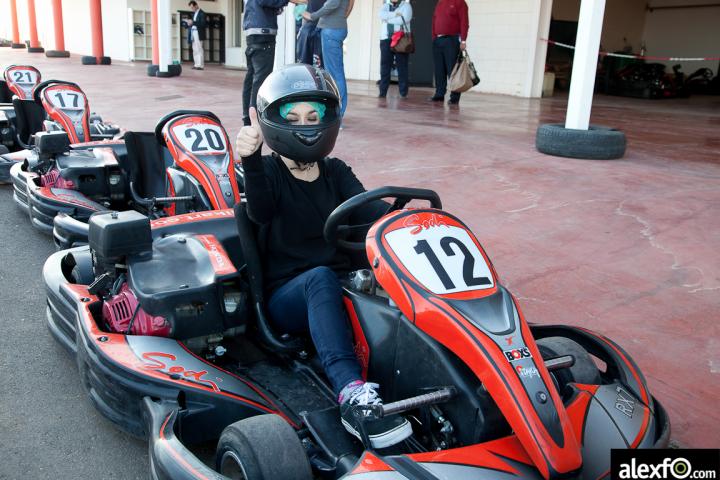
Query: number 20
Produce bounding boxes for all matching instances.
[185,128,224,152]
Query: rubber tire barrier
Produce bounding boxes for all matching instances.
[28,47,45,53]
[536,123,626,160]
[215,414,312,480]
[46,50,70,58]
[150,64,182,78]
[81,56,111,65]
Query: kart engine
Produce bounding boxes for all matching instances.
[88,210,248,349]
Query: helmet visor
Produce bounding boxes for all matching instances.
[263,95,341,129]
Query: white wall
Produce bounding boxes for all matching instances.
[642,0,720,73]
[466,0,547,96]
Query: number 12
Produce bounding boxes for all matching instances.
[414,237,491,291]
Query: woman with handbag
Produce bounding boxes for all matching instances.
[378,0,413,98]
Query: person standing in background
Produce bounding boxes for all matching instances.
[242,0,307,126]
[303,0,355,120]
[187,1,207,70]
[378,0,412,98]
[296,0,327,67]
[430,0,469,105]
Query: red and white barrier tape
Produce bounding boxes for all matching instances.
[542,38,720,62]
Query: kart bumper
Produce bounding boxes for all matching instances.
[53,212,90,250]
[144,398,226,480]
[26,177,105,234]
[43,248,286,442]
[10,160,31,211]
[2,149,31,184]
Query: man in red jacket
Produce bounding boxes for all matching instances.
[430,0,469,105]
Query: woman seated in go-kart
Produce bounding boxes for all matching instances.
[235,64,412,449]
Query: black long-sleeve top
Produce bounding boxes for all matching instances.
[242,149,387,293]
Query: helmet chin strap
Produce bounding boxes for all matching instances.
[289,159,316,171]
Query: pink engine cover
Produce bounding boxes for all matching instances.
[40,168,75,189]
[102,284,171,336]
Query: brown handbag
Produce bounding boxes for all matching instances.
[390,17,415,54]
[449,51,481,93]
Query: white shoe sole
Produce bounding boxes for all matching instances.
[341,417,413,449]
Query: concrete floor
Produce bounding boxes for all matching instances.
[1,49,719,464]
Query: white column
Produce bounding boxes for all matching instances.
[274,6,297,69]
[565,0,605,130]
[157,0,171,73]
[527,0,553,98]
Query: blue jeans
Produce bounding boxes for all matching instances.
[268,266,361,396]
[321,28,348,117]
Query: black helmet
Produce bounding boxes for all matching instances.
[256,64,342,164]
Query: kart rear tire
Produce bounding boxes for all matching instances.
[536,123,626,160]
[537,336,601,388]
[215,414,311,480]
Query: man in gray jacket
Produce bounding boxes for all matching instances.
[303,0,354,119]
[243,0,306,126]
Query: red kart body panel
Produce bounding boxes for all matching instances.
[366,209,582,479]
[4,65,41,100]
[39,83,91,144]
[162,115,240,211]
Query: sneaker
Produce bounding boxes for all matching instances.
[428,95,444,102]
[339,382,412,449]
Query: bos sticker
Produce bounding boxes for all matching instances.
[504,347,532,362]
[172,123,227,154]
[384,223,494,295]
[47,89,86,110]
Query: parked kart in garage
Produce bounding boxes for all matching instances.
[607,62,688,99]
[11,109,241,249]
[0,76,122,181]
[43,186,670,480]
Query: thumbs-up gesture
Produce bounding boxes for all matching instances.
[236,107,264,158]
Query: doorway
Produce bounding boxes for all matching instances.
[408,0,438,87]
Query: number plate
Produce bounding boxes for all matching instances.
[11,69,38,85]
[385,224,494,295]
[47,89,85,110]
[171,123,227,154]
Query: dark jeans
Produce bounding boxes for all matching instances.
[268,266,361,396]
[433,36,461,102]
[379,39,409,97]
[243,34,276,125]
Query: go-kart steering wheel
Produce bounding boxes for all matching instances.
[32,79,82,105]
[154,109,222,147]
[324,186,442,251]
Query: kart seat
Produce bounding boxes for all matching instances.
[234,202,304,353]
[12,97,45,148]
[121,131,168,205]
[0,81,11,103]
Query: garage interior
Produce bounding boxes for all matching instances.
[546,0,720,100]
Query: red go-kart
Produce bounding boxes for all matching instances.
[43,186,670,479]
[11,109,241,249]
[1,76,122,182]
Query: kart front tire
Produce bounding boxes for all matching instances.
[215,414,312,480]
[537,336,602,389]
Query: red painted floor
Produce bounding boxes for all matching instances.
[3,50,719,447]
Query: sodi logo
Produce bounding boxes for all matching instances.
[612,449,719,480]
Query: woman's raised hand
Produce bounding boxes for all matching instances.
[236,107,264,158]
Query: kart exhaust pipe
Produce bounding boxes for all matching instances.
[544,355,575,371]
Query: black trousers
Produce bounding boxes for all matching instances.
[243,34,276,125]
[433,36,461,102]
[379,39,409,97]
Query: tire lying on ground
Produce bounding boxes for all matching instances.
[536,123,626,160]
